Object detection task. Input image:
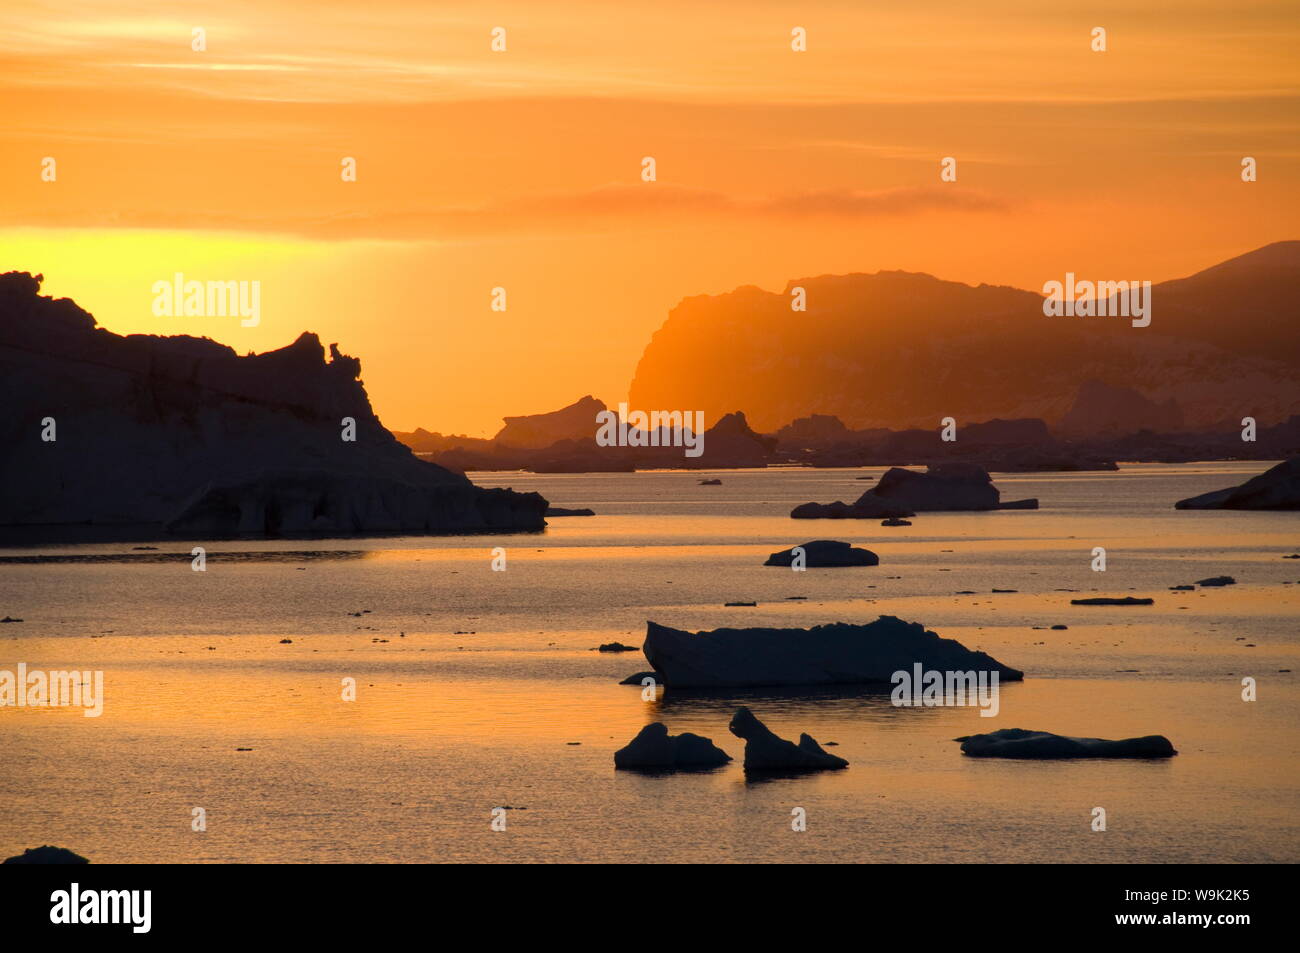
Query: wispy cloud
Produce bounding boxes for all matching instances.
[1,184,1014,240]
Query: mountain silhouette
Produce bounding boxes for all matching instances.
[0,272,545,537]
[627,243,1300,432]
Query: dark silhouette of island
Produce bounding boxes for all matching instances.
[0,273,546,540]
[397,388,1299,478]
[397,395,607,455]
[387,244,1297,475]
[398,407,774,472]
[496,395,609,449]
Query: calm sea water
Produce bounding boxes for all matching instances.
[1,462,1297,863]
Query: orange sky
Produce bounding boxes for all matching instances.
[1,0,1298,435]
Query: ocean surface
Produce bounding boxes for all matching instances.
[1,461,1297,863]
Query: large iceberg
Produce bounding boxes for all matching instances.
[642,614,1023,688]
[791,463,1037,518]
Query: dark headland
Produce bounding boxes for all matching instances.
[0,272,546,541]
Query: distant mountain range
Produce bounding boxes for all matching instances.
[9,239,1287,521]
[397,388,1300,473]
[396,397,778,471]
[627,242,1300,433]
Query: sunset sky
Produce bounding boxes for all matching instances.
[2,1,1297,435]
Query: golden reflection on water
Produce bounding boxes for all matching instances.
[2,464,1298,861]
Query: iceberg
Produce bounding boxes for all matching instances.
[954,728,1177,759]
[641,614,1023,688]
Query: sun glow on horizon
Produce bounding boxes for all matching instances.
[2,0,1298,434]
